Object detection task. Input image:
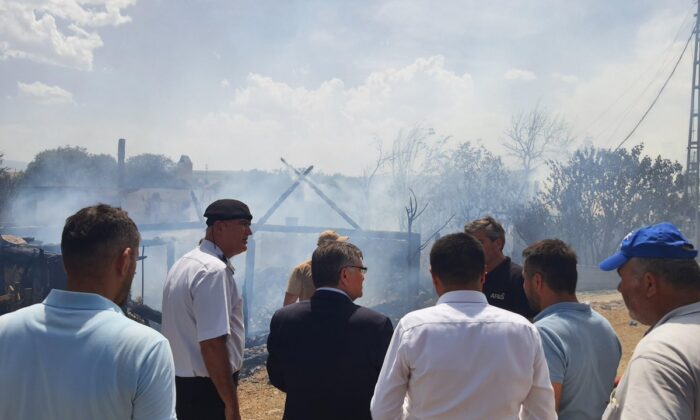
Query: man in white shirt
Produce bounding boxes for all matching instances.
[371,232,556,420]
[162,199,253,420]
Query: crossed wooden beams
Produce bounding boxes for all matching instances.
[255,157,361,230]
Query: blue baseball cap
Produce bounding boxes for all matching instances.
[599,222,698,271]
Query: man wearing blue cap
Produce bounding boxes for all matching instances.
[599,222,700,420]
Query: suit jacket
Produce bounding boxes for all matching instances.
[267,289,394,420]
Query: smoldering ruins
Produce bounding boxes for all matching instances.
[0,124,686,370]
[0,139,431,368]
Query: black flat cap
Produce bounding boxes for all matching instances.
[204,199,252,225]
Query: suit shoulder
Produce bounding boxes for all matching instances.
[352,305,391,323]
[272,300,311,318]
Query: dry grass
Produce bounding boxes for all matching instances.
[239,367,286,420]
[239,291,644,419]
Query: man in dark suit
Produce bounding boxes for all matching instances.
[266,241,393,420]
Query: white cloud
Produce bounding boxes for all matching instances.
[220,79,230,88]
[0,0,136,70]
[184,56,487,174]
[504,68,537,81]
[17,81,74,105]
[552,72,578,84]
[557,9,692,164]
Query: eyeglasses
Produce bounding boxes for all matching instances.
[343,265,368,274]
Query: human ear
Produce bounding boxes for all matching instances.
[429,268,443,295]
[643,272,658,297]
[116,247,135,277]
[534,273,544,291]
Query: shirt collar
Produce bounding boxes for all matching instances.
[200,239,235,273]
[200,239,225,259]
[534,301,589,322]
[437,290,488,305]
[315,287,351,299]
[649,300,700,333]
[43,289,123,313]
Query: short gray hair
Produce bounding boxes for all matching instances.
[631,257,700,291]
[311,242,363,288]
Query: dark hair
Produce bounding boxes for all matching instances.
[430,233,485,286]
[61,204,140,278]
[311,241,363,288]
[464,216,506,242]
[632,257,700,291]
[522,239,577,294]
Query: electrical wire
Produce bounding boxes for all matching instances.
[598,22,695,144]
[613,27,695,151]
[580,6,695,141]
[583,7,696,143]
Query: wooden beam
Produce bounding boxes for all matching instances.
[256,165,313,227]
[280,158,362,230]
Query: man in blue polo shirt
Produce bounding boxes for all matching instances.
[0,204,176,420]
[522,239,621,419]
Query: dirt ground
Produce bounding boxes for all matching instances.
[238,290,645,419]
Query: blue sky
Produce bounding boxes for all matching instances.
[0,0,697,174]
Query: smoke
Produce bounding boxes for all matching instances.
[4,129,645,332]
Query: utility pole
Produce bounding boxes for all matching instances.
[686,0,700,245]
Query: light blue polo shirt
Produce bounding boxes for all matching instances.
[0,289,176,420]
[534,302,621,420]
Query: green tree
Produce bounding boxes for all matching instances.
[22,146,117,187]
[0,153,19,222]
[512,200,554,245]
[424,141,522,232]
[125,154,184,188]
[502,104,574,183]
[518,144,689,264]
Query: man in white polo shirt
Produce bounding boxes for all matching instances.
[162,199,253,420]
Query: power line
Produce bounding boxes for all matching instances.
[613,27,695,151]
[582,7,695,141]
[601,18,695,144]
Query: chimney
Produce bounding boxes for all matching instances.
[117,138,126,206]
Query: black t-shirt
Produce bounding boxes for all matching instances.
[484,257,537,319]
